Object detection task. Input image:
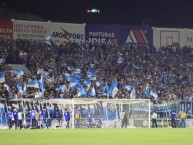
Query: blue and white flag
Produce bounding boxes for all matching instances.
[130,62,140,70]
[77,84,86,97]
[117,56,124,64]
[23,84,27,95]
[104,82,110,95]
[45,36,52,45]
[112,86,118,98]
[39,74,45,92]
[17,82,23,91]
[4,84,11,92]
[150,88,158,99]
[0,72,5,83]
[56,84,66,92]
[88,87,96,97]
[130,87,136,99]
[161,72,167,85]
[15,70,24,79]
[109,80,118,95]
[69,78,78,87]
[125,85,133,91]
[144,83,149,97]
[37,69,49,77]
[27,79,39,88]
[87,69,96,80]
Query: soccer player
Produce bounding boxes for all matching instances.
[13,109,18,129]
[87,112,92,128]
[18,110,23,129]
[64,108,70,129]
[178,110,186,128]
[30,109,37,129]
[40,108,49,129]
[170,110,176,128]
[6,107,13,129]
[151,112,158,128]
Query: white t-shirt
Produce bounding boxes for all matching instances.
[152,113,157,119]
[18,112,22,120]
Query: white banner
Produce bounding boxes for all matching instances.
[185,119,193,128]
[13,20,49,40]
[153,27,186,49]
[50,22,85,45]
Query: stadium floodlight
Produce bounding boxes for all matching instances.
[87,8,100,13]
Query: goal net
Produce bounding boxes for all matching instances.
[70,99,151,129]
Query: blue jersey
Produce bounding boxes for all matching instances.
[30,110,36,120]
[41,110,47,120]
[13,112,18,121]
[171,111,176,119]
[7,111,13,119]
[64,111,70,121]
[87,114,92,122]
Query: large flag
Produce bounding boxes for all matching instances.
[125,85,133,91]
[27,79,39,88]
[88,87,96,97]
[161,72,167,85]
[150,88,158,99]
[0,72,5,83]
[17,82,23,91]
[87,69,96,80]
[39,74,45,92]
[15,70,24,79]
[56,84,66,92]
[130,87,136,99]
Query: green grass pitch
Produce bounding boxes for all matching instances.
[0,128,193,145]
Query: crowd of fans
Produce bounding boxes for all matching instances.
[0,38,193,104]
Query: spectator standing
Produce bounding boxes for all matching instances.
[75,110,80,128]
[151,112,158,128]
[170,110,176,128]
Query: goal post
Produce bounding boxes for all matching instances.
[71,99,151,129]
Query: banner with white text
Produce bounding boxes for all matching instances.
[13,20,50,40]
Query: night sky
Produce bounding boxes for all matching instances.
[2,0,193,28]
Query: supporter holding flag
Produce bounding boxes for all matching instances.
[87,69,96,80]
[4,84,11,93]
